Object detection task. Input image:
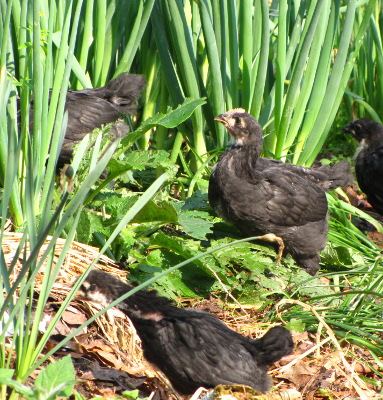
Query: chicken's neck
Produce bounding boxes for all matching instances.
[226,141,262,178]
[356,133,383,157]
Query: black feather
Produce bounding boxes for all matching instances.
[30,73,145,167]
[209,109,352,275]
[343,118,383,215]
[76,270,293,394]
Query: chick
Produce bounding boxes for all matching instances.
[209,108,352,275]
[76,270,293,394]
[343,118,383,215]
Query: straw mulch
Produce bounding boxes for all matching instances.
[2,231,382,400]
[3,232,175,397]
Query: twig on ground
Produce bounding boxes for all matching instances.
[276,298,377,400]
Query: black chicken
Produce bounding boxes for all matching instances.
[342,118,383,215]
[30,73,145,167]
[76,270,293,395]
[209,108,352,275]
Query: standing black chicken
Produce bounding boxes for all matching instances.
[342,118,383,215]
[76,270,293,395]
[209,108,352,275]
[30,73,145,167]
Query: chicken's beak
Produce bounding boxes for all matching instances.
[342,124,356,138]
[215,113,237,136]
[72,275,87,299]
[214,114,228,126]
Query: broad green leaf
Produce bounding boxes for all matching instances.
[76,210,110,244]
[149,231,205,267]
[122,389,141,400]
[181,190,211,211]
[120,98,206,148]
[178,210,213,240]
[108,150,178,179]
[286,319,306,333]
[0,378,34,397]
[129,249,216,298]
[34,355,75,399]
[0,369,14,379]
[321,245,354,267]
[132,200,178,224]
[102,196,137,221]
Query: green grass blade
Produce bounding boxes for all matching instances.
[239,0,252,109]
[198,0,225,147]
[275,1,324,159]
[273,0,287,141]
[93,0,106,86]
[114,0,156,76]
[226,0,239,108]
[250,0,269,120]
[164,0,206,163]
[298,0,375,166]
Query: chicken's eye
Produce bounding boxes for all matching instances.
[354,124,363,133]
[89,283,97,292]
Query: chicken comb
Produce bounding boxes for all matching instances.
[230,108,246,113]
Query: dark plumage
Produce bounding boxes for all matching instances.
[209,108,352,275]
[342,118,383,215]
[31,73,145,166]
[76,270,293,394]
